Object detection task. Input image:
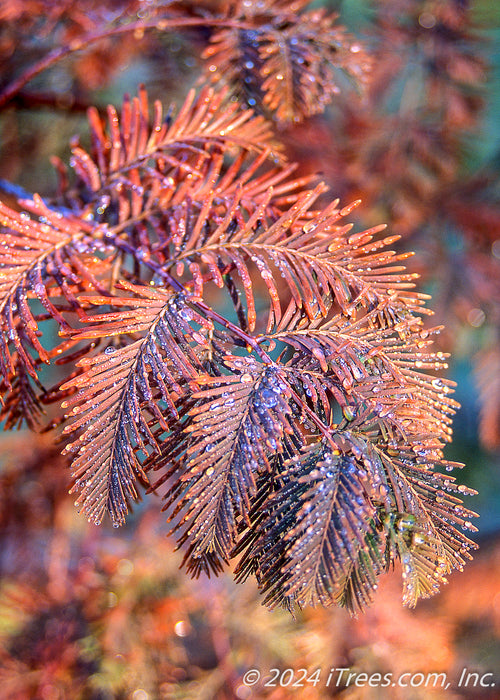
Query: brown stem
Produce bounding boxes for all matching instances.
[196,298,273,363]
[10,90,107,115]
[0,17,253,110]
[287,383,337,446]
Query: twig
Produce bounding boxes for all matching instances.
[12,90,107,116]
[0,17,253,110]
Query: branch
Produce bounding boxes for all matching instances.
[11,91,108,116]
[0,17,254,110]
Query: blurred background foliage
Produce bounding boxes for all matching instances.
[0,0,499,697]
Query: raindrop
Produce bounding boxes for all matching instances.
[179,308,193,321]
[342,406,356,421]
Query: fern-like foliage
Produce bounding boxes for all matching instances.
[0,195,112,381]
[60,282,213,526]
[0,80,477,613]
[203,0,371,124]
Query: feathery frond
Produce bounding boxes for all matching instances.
[0,195,112,385]
[234,426,476,612]
[60,282,213,526]
[0,359,45,430]
[168,187,426,333]
[156,359,295,576]
[0,53,477,613]
[66,85,278,216]
[203,1,371,123]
